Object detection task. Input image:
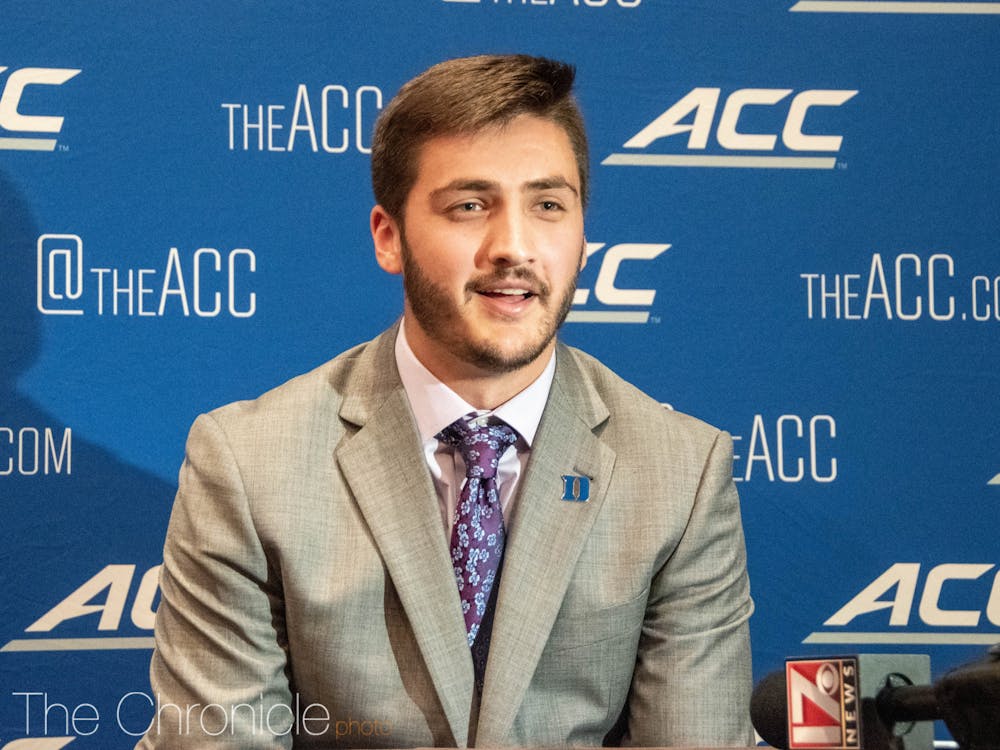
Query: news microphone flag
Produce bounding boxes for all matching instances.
[779,654,931,750]
[786,657,862,748]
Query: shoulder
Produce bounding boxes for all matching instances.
[210,340,366,425]
[557,343,726,450]
[193,330,394,459]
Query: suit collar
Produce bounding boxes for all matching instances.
[337,322,403,429]
[335,325,475,746]
[475,344,616,745]
[336,332,615,747]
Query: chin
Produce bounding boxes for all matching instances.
[463,335,553,374]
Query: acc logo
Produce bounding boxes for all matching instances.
[222,83,383,153]
[566,241,669,324]
[603,87,857,170]
[0,67,80,151]
[732,414,837,484]
[1,564,159,653]
[36,234,256,318]
[805,563,1000,646]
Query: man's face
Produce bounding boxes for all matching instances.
[374,114,586,382]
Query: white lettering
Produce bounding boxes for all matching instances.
[13,691,100,737]
[895,253,922,320]
[803,253,965,322]
[159,247,190,315]
[734,415,836,483]
[623,86,854,152]
[26,564,136,632]
[117,691,155,737]
[194,248,222,317]
[863,253,892,319]
[0,426,71,476]
[288,84,317,152]
[824,562,920,626]
[130,564,161,630]
[0,68,81,133]
[321,85,349,153]
[928,253,955,321]
[776,415,804,482]
[717,88,791,151]
[918,564,994,627]
[355,85,381,154]
[623,87,720,149]
[593,244,670,305]
[827,563,1000,628]
[224,84,383,154]
[228,248,256,317]
[138,268,157,316]
[988,569,1000,626]
[810,415,837,482]
[745,414,774,482]
[783,90,857,151]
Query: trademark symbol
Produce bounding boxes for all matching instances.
[649,315,662,324]
[836,160,847,170]
[58,144,70,152]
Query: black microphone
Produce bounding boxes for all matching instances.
[750,653,934,750]
[751,647,1000,750]
[934,644,1000,750]
[750,669,792,749]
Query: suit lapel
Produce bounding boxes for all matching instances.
[475,346,616,745]
[334,328,474,746]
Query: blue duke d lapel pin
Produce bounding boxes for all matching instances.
[560,474,591,502]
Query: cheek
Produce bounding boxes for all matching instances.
[419,226,476,264]
[555,236,587,277]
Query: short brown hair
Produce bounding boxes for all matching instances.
[370,54,589,220]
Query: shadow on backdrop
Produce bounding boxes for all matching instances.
[1,169,175,745]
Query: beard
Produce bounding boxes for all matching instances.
[399,236,580,374]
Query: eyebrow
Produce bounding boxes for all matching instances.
[429,176,580,201]
[523,176,579,197]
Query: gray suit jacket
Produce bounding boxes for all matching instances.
[141,327,754,748]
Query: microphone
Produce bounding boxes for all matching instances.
[934,644,1000,750]
[751,653,933,749]
[750,669,794,748]
[751,647,1000,750]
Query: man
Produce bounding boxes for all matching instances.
[140,54,753,748]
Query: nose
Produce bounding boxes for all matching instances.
[483,207,533,268]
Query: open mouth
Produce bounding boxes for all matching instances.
[478,288,535,301]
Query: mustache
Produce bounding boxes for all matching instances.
[465,267,551,297]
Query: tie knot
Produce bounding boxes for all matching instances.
[437,415,518,481]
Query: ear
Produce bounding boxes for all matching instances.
[371,205,403,275]
[579,236,588,271]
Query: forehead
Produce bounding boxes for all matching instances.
[410,114,580,191]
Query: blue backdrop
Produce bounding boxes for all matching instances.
[2,1,998,746]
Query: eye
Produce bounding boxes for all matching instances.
[534,198,566,219]
[444,200,487,220]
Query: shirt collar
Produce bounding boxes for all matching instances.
[394,318,555,447]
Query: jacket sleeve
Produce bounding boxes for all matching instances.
[137,413,294,749]
[623,429,755,747]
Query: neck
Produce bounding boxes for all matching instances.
[437,358,551,411]
[403,319,554,410]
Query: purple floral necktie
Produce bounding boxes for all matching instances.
[436,414,518,647]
